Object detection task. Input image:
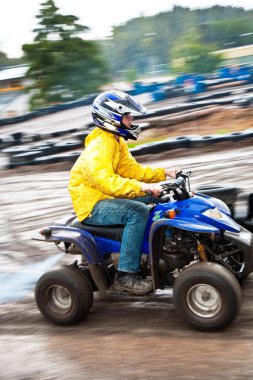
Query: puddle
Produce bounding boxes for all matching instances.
[0,253,64,303]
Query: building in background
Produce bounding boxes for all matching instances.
[214,44,253,66]
[0,65,29,93]
[0,65,30,117]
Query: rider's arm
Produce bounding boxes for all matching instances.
[117,139,166,183]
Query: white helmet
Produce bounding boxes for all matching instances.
[91,90,147,140]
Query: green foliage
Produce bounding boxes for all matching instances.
[0,51,11,68]
[124,66,138,82]
[201,18,253,48]
[22,0,109,109]
[171,33,223,74]
[0,51,25,68]
[103,5,253,78]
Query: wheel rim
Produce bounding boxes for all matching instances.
[47,285,72,314]
[187,284,222,318]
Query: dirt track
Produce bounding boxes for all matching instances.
[1,100,253,379]
[1,143,253,379]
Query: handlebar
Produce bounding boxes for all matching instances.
[144,171,192,202]
[160,170,192,202]
[163,170,191,189]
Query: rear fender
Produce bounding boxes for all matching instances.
[32,226,103,264]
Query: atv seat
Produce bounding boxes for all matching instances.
[70,218,124,241]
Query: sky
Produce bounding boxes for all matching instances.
[1,0,253,58]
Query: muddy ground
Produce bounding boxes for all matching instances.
[1,98,253,379]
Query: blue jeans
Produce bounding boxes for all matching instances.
[84,196,158,273]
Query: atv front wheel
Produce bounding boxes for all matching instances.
[35,265,93,325]
[173,262,241,331]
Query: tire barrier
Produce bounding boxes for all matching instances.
[2,129,252,168]
[2,145,32,156]
[53,140,83,152]
[1,73,252,127]
[166,135,192,149]
[0,126,89,150]
[10,132,24,141]
[139,93,253,119]
[138,102,216,120]
[130,129,253,156]
[151,76,253,102]
[130,140,173,156]
[188,134,229,149]
[20,134,42,143]
[195,185,239,205]
[130,135,196,156]
[10,150,45,164]
[0,94,99,127]
[3,138,83,168]
[6,151,82,169]
[0,134,16,149]
[233,95,253,107]
[1,87,253,150]
[202,78,244,88]
[51,128,79,138]
[69,130,90,143]
[235,193,253,232]
[2,125,253,168]
[34,151,81,165]
[189,91,233,102]
[148,107,219,129]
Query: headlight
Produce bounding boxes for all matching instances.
[202,207,222,219]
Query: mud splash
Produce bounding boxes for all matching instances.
[0,253,64,303]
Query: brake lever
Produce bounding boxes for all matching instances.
[176,170,191,179]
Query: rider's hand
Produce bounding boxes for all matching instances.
[141,183,163,197]
[165,167,181,179]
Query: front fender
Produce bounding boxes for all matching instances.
[149,218,219,237]
[32,226,103,264]
[224,226,253,276]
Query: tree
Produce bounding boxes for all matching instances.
[102,5,253,79]
[0,51,10,68]
[0,50,24,68]
[200,18,253,49]
[22,0,109,109]
[171,33,223,74]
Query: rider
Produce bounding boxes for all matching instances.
[68,90,180,295]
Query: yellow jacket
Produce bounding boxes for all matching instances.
[68,128,166,221]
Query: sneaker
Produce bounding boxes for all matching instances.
[114,273,153,295]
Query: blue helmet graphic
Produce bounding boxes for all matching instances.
[92,90,147,140]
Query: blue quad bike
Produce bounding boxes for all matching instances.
[33,171,253,331]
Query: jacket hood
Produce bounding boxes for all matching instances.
[85,127,113,147]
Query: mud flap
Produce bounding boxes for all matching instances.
[89,264,112,290]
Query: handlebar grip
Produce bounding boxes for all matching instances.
[174,177,184,187]
[176,170,191,178]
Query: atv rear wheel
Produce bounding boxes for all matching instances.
[173,262,241,331]
[35,265,93,325]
